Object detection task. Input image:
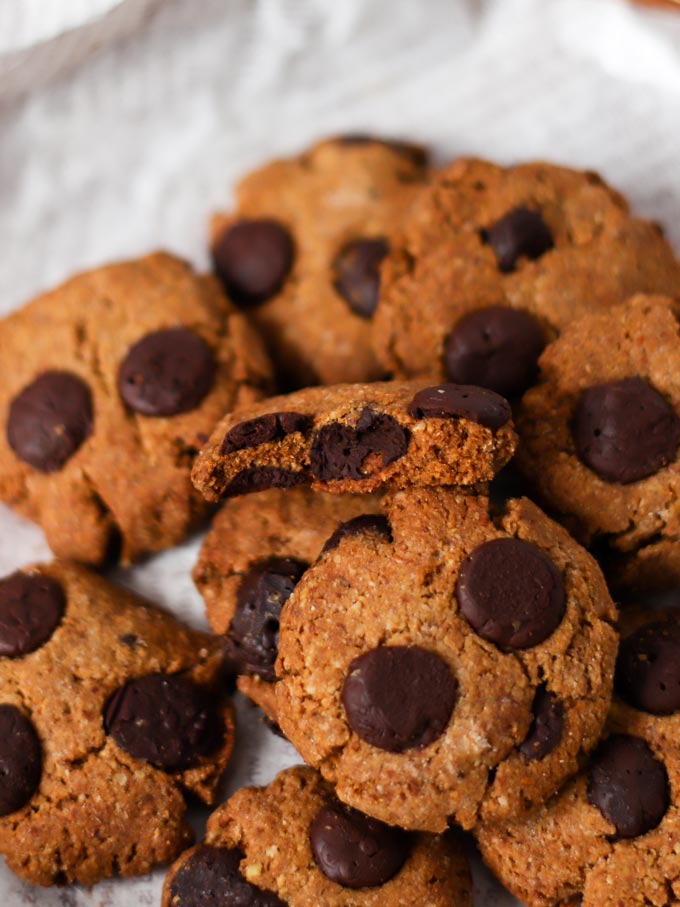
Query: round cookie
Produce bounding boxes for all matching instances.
[210,136,429,388]
[0,561,234,886]
[374,158,680,398]
[274,488,618,831]
[476,604,680,907]
[0,252,273,565]
[517,294,680,591]
[162,765,471,907]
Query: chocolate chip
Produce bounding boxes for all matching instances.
[310,409,409,483]
[483,206,554,273]
[336,135,428,165]
[341,646,457,752]
[225,557,308,682]
[572,377,680,484]
[616,621,680,715]
[0,571,65,658]
[225,467,309,497]
[169,845,286,907]
[457,538,566,649]
[118,327,216,417]
[588,735,669,839]
[310,801,412,889]
[222,412,313,454]
[444,306,546,399]
[322,515,392,554]
[409,383,511,430]
[7,371,93,472]
[213,220,294,307]
[519,685,564,760]
[0,704,42,816]
[105,674,221,770]
[332,238,389,319]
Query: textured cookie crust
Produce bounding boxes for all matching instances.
[275,489,617,831]
[163,766,472,907]
[517,295,680,591]
[374,158,680,382]
[0,561,234,886]
[0,252,273,565]
[211,136,429,388]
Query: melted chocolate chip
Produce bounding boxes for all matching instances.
[457,538,566,650]
[519,685,564,761]
[104,674,221,770]
[222,412,313,454]
[616,621,680,715]
[483,206,554,272]
[310,801,411,888]
[332,238,389,319]
[572,377,680,484]
[169,846,286,907]
[0,704,42,816]
[309,409,409,482]
[213,220,294,307]
[118,328,216,417]
[444,306,546,399]
[322,515,392,554]
[341,646,457,752]
[7,371,93,472]
[225,557,308,682]
[0,571,65,658]
[409,383,511,430]
[588,735,669,839]
[225,467,309,497]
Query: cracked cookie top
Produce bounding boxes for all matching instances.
[0,252,273,565]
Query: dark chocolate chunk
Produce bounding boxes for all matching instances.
[104,674,221,770]
[519,685,564,761]
[332,238,389,319]
[483,206,554,272]
[572,377,680,484]
[222,412,312,454]
[322,515,392,554]
[457,538,566,649]
[341,645,457,752]
[588,734,669,839]
[118,327,216,417]
[0,571,65,658]
[310,800,411,888]
[0,704,42,816]
[213,220,294,307]
[409,383,511,430]
[7,371,93,472]
[169,845,286,907]
[616,620,680,716]
[310,409,408,482]
[225,467,309,498]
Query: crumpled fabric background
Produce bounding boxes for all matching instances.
[1,0,680,903]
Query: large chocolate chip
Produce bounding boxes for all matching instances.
[519,685,564,761]
[225,557,309,682]
[310,801,412,889]
[0,571,65,658]
[310,409,409,483]
[409,383,511,430]
[222,412,313,454]
[457,538,566,649]
[588,735,669,839]
[332,238,389,319]
[213,220,294,307]
[105,674,221,770]
[322,515,392,554]
[483,206,554,273]
[444,306,546,399]
[169,845,286,907]
[0,704,42,816]
[7,371,93,472]
[616,621,680,716]
[572,377,680,484]
[341,646,457,752]
[225,467,309,497]
[118,327,216,417]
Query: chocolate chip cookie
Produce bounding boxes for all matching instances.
[210,136,429,388]
[0,561,234,886]
[163,765,471,907]
[0,252,273,565]
[274,488,617,831]
[194,487,383,723]
[192,381,517,502]
[476,604,680,907]
[374,158,680,398]
[517,294,680,591]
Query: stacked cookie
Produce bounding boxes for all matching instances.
[1,136,680,906]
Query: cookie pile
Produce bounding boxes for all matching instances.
[1,136,680,907]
